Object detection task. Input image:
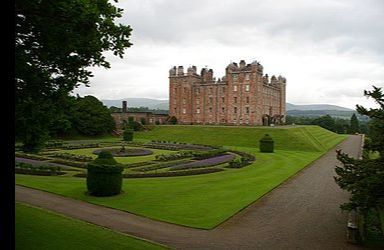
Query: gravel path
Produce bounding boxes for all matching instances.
[15,135,365,249]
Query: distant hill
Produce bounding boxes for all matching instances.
[286,103,353,111]
[101,98,355,117]
[101,98,169,110]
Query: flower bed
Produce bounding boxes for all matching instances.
[93,147,153,157]
[144,141,214,151]
[169,154,235,171]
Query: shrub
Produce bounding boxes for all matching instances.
[259,134,274,153]
[86,151,124,197]
[123,129,134,141]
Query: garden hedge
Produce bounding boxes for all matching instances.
[86,151,124,197]
[259,134,274,153]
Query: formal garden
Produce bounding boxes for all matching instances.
[15,125,347,229]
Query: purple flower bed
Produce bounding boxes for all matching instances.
[169,154,235,171]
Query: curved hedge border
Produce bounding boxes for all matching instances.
[75,167,223,178]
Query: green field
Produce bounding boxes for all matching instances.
[15,202,168,250]
[15,125,347,229]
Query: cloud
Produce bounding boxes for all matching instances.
[73,0,384,109]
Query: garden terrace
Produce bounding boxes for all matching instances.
[15,125,346,229]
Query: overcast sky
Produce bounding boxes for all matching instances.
[73,0,384,109]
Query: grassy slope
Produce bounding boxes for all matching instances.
[15,202,167,250]
[134,125,344,152]
[15,125,346,229]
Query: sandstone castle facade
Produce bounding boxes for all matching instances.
[169,60,286,126]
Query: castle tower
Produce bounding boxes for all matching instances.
[169,59,286,126]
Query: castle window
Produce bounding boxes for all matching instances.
[196,108,200,114]
[234,97,237,103]
[173,88,177,94]
[174,99,177,105]
[196,99,200,105]
[245,74,250,81]
[183,87,187,93]
[222,97,225,103]
[245,85,250,92]
[246,96,249,103]
[222,107,225,113]
[182,108,186,114]
[182,98,186,104]
[195,88,200,94]
[209,107,212,113]
[233,74,238,81]
[209,88,212,94]
[233,85,237,92]
[209,97,213,104]
[234,107,237,113]
[245,107,250,114]
[174,108,177,113]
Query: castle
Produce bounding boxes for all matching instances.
[169,60,286,126]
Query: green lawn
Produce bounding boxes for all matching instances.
[134,125,345,152]
[15,202,168,250]
[15,125,347,229]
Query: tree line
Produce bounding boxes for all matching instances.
[286,113,367,134]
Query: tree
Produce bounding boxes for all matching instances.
[334,85,384,239]
[311,114,336,132]
[15,0,132,152]
[71,96,115,136]
[109,106,122,113]
[349,113,360,134]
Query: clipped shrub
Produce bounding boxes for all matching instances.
[86,151,124,197]
[123,129,134,141]
[259,134,274,153]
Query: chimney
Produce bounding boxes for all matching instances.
[122,101,127,113]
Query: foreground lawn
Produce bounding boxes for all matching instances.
[15,202,168,250]
[16,149,324,229]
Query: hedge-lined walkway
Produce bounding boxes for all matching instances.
[16,135,364,249]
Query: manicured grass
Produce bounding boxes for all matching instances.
[15,202,168,250]
[16,149,323,229]
[15,125,346,229]
[134,125,346,152]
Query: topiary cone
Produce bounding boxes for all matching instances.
[86,151,124,196]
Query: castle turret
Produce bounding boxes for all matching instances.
[201,68,213,82]
[239,60,246,68]
[187,65,197,75]
[177,66,184,76]
[169,66,176,76]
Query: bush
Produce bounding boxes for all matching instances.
[259,134,274,153]
[123,129,134,141]
[86,151,124,197]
